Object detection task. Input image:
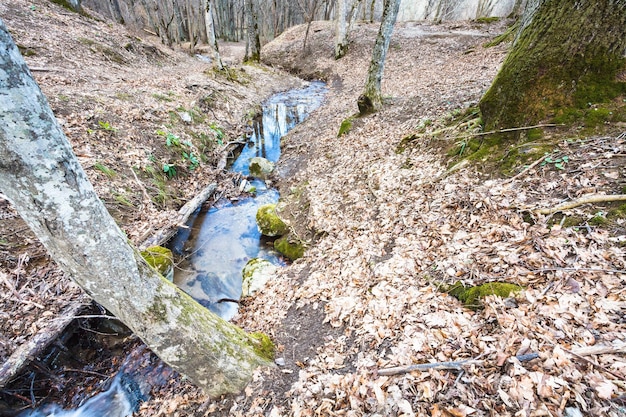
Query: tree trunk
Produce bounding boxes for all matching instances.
[302,0,320,53]
[479,0,626,133]
[0,19,273,398]
[205,0,224,69]
[244,0,261,62]
[185,0,196,51]
[334,0,348,59]
[357,0,400,115]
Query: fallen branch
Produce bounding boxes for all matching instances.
[378,353,539,376]
[0,296,92,388]
[469,123,562,138]
[531,267,625,274]
[535,194,626,215]
[139,183,217,250]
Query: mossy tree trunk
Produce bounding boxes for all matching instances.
[479,0,626,132]
[0,20,273,397]
[357,0,400,115]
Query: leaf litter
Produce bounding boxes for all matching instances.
[0,3,624,416]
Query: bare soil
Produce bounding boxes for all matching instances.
[1,2,625,417]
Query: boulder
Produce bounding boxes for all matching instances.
[249,157,275,179]
[242,258,278,297]
[274,235,305,260]
[256,204,288,236]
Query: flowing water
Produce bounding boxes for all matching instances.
[16,81,327,417]
[169,80,327,320]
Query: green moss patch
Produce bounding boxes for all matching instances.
[274,235,305,260]
[338,116,355,137]
[249,331,275,361]
[141,245,174,281]
[256,204,288,237]
[442,281,522,309]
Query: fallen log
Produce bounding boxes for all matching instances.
[0,295,92,388]
[139,183,217,250]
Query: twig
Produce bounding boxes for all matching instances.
[534,194,626,215]
[531,267,625,274]
[130,167,153,207]
[539,336,626,380]
[377,353,539,376]
[504,154,548,183]
[470,123,563,138]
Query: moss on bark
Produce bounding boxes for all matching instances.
[480,0,626,133]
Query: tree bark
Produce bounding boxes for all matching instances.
[357,0,400,115]
[244,0,261,62]
[205,0,225,70]
[479,0,626,132]
[0,19,273,397]
[334,0,348,58]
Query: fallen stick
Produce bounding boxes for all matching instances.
[0,296,92,388]
[378,353,539,376]
[504,154,548,183]
[535,194,626,215]
[139,183,217,250]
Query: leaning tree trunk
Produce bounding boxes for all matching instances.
[0,19,273,398]
[334,0,348,59]
[357,0,400,115]
[205,0,224,70]
[479,0,626,132]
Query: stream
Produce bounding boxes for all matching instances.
[17,81,327,417]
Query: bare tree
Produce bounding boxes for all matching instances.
[334,0,348,58]
[357,0,400,115]
[205,0,224,69]
[244,0,261,62]
[0,19,273,398]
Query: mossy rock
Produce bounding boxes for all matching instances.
[274,235,305,260]
[249,157,275,179]
[141,246,174,281]
[241,258,277,297]
[256,204,288,237]
[443,281,522,309]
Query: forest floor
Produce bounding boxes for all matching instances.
[1,1,625,417]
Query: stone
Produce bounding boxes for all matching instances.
[242,258,278,297]
[274,235,305,260]
[249,157,275,179]
[256,204,288,237]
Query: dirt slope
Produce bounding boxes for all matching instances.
[196,21,625,417]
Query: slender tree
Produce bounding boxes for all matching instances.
[357,0,400,115]
[0,19,273,398]
[334,0,348,58]
[205,0,224,69]
[479,0,626,133]
[244,0,261,62]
